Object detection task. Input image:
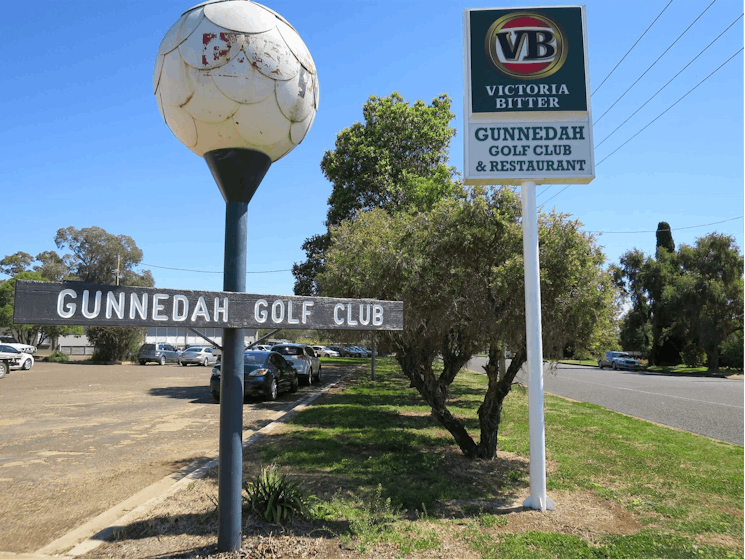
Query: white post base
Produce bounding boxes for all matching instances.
[523,493,556,511]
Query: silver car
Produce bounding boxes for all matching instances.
[598,351,641,371]
[179,346,219,367]
[312,345,339,357]
[270,343,321,385]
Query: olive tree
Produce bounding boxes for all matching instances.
[318,187,617,459]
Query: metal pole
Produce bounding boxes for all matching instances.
[371,340,376,381]
[520,180,555,512]
[218,200,247,550]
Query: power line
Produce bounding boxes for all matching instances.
[595,13,743,149]
[592,0,674,96]
[593,0,716,126]
[141,263,292,274]
[595,47,743,167]
[585,216,743,235]
[540,45,742,208]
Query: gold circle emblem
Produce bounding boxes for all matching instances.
[484,12,568,80]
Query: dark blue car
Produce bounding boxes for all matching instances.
[210,350,298,402]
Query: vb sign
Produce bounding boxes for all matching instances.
[463,6,594,185]
[13,280,403,331]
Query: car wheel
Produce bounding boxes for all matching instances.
[22,358,32,370]
[0,362,7,379]
[598,361,603,369]
[159,356,166,366]
[201,357,208,366]
[212,391,220,403]
[139,360,146,365]
[290,376,298,393]
[612,362,617,370]
[314,366,321,383]
[266,378,278,401]
[181,361,188,366]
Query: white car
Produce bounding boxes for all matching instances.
[0,336,37,354]
[0,344,34,370]
[179,346,219,367]
[312,345,339,358]
[598,351,641,371]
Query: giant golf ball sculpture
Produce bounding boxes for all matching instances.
[153,0,318,163]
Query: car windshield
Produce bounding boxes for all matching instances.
[141,344,155,351]
[272,346,303,356]
[0,345,20,353]
[184,347,203,353]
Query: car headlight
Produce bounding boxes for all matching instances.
[248,368,269,377]
[211,366,221,375]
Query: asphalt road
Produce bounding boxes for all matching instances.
[466,358,744,446]
[0,359,347,554]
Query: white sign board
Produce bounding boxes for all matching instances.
[463,6,595,185]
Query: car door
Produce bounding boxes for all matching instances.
[269,353,290,390]
[305,346,319,374]
[205,347,216,365]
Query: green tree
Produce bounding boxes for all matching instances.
[318,187,617,459]
[0,257,82,346]
[665,233,744,371]
[54,226,153,361]
[293,92,458,295]
[55,226,154,287]
[656,221,675,255]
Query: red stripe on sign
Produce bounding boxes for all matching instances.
[503,61,551,74]
[503,16,550,29]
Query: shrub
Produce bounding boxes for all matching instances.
[46,351,69,363]
[681,344,706,368]
[243,464,312,524]
[719,331,744,370]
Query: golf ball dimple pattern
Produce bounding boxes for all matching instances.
[154,0,318,162]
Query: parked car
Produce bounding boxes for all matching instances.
[1,345,34,370]
[0,336,37,354]
[179,346,218,367]
[210,350,298,402]
[0,345,23,377]
[270,343,321,385]
[598,351,641,371]
[137,343,180,365]
[312,345,339,358]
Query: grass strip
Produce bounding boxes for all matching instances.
[257,357,743,557]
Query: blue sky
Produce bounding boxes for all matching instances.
[1,0,742,297]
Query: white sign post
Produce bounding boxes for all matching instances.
[464,6,594,511]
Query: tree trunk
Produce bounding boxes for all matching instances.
[474,345,526,460]
[394,329,479,457]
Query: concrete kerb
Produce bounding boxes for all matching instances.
[30,368,356,558]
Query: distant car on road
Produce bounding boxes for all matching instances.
[137,343,180,365]
[179,346,218,367]
[598,351,642,371]
[210,350,298,402]
[271,343,321,385]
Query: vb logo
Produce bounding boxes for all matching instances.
[484,12,567,80]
